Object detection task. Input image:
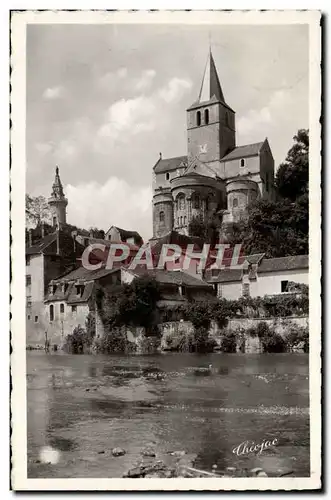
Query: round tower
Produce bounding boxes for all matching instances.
[48,166,68,228]
[225,178,259,223]
[152,189,173,238]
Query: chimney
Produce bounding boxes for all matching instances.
[41,222,45,239]
[28,229,32,247]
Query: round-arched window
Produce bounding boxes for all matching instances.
[204,109,209,125]
[196,111,201,127]
[233,198,238,208]
[192,194,200,209]
[159,211,165,222]
[177,194,185,210]
[50,304,54,322]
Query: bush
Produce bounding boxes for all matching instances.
[220,331,237,353]
[94,327,136,354]
[64,325,91,354]
[284,323,309,353]
[260,329,286,353]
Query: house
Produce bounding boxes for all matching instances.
[26,229,84,346]
[205,254,308,300]
[104,225,143,246]
[122,268,216,322]
[43,265,123,346]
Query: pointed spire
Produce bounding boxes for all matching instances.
[51,165,65,199]
[198,49,225,104]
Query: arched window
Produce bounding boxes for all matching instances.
[177,194,185,210]
[165,172,170,181]
[240,158,245,167]
[184,216,187,225]
[192,194,200,209]
[196,111,201,127]
[233,198,238,208]
[50,304,54,322]
[180,216,183,226]
[60,303,64,314]
[204,109,209,125]
[159,211,165,222]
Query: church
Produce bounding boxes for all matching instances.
[152,49,275,240]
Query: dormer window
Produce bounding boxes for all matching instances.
[75,284,85,297]
[204,109,209,125]
[196,111,201,127]
[240,159,245,167]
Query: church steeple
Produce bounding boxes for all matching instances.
[187,49,236,163]
[198,49,225,104]
[48,166,68,227]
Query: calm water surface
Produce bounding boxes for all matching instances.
[27,352,309,478]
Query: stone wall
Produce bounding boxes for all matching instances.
[159,316,308,354]
[227,316,308,336]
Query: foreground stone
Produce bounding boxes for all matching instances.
[112,447,126,457]
[123,447,274,478]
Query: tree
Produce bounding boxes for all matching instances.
[188,214,219,244]
[275,129,309,201]
[188,215,206,239]
[26,194,52,228]
[226,130,309,257]
[89,227,105,239]
[97,276,161,333]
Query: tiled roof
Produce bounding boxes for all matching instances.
[67,281,95,304]
[54,265,121,283]
[88,237,140,250]
[45,266,122,304]
[153,155,187,174]
[245,253,265,265]
[26,232,57,255]
[258,255,309,273]
[206,268,243,283]
[129,268,212,288]
[104,226,143,245]
[221,142,264,162]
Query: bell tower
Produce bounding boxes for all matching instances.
[187,49,236,165]
[48,166,68,228]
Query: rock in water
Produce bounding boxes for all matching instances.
[142,446,156,457]
[112,447,126,457]
[170,450,186,458]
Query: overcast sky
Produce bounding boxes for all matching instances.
[26,23,309,241]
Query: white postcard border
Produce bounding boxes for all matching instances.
[10,9,322,491]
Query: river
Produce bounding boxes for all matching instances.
[27,351,309,478]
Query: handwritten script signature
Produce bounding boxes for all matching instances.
[232,438,278,456]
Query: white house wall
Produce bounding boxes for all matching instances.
[250,269,308,297]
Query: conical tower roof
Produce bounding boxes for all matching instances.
[198,49,225,103]
[50,166,65,200]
